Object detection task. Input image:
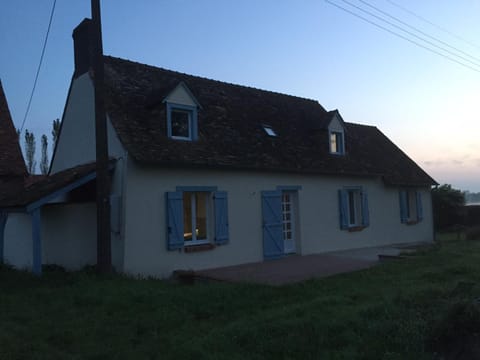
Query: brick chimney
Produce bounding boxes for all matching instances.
[72,18,93,78]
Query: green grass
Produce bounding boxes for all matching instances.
[2,238,480,359]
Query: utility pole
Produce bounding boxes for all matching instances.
[91,0,112,273]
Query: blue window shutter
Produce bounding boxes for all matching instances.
[191,108,198,140]
[214,191,229,245]
[362,191,370,227]
[166,192,184,250]
[339,133,345,154]
[399,190,408,223]
[416,191,423,221]
[338,190,348,229]
[262,191,283,259]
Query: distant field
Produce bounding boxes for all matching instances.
[1,237,480,359]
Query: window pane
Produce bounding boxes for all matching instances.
[183,192,192,240]
[171,110,190,138]
[330,133,338,153]
[408,191,417,219]
[348,191,356,225]
[195,193,208,240]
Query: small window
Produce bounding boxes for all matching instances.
[263,126,277,137]
[167,103,198,141]
[171,109,191,139]
[399,190,423,224]
[339,188,369,230]
[330,131,344,154]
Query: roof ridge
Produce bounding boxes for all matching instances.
[345,121,377,128]
[103,55,324,106]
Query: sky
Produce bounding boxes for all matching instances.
[1,0,479,191]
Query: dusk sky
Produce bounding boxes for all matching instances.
[1,1,479,191]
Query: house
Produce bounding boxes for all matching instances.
[1,19,437,277]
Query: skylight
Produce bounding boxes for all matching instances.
[263,126,277,137]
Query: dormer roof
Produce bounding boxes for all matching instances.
[326,109,346,132]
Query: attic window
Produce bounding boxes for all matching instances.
[167,103,198,141]
[263,126,277,137]
[330,131,345,155]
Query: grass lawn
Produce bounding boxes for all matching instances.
[2,238,480,359]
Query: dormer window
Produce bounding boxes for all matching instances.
[164,82,201,141]
[263,125,277,137]
[167,104,197,140]
[330,131,344,155]
[327,109,346,155]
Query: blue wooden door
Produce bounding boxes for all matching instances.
[262,191,284,259]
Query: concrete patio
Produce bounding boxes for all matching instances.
[187,243,426,285]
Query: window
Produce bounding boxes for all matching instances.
[338,188,369,230]
[167,103,198,141]
[263,125,277,137]
[183,192,209,245]
[330,131,344,154]
[166,190,229,250]
[399,190,423,224]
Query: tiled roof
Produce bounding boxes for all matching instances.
[0,162,97,209]
[103,56,436,186]
[0,80,27,177]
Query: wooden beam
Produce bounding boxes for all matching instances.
[91,0,112,273]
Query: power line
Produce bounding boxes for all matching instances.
[384,0,480,51]
[19,0,57,133]
[338,0,480,69]
[324,0,480,74]
[358,0,480,64]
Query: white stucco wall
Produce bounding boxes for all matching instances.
[4,213,33,269]
[42,203,97,270]
[4,204,97,271]
[50,73,126,174]
[48,73,128,272]
[122,162,434,278]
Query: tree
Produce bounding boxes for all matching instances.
[24,129,36,174]
[52,118,61,145]
[40,134,49,175]
[432,184,466,230]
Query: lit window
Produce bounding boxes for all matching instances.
[166,189,229,250]
[330,131,344,154]
[263,126,277,137]
[183,192,210,245]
